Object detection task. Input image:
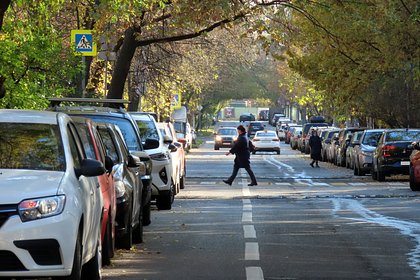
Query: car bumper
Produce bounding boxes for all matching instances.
[151,159,172,196]
[0,211,79,277]
[359,155,373,171]
[254,143,280,152]
[380,160,411,175]
[215,140,234,147]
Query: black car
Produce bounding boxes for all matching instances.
[372,129,420,181]
[247,121,265,138]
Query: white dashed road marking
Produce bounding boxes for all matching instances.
[246,267,264,280]
[243,225,257,239]
[245,242,260,260]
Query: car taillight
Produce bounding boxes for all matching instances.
[253,139,260,142]
[272,138,279,141]
[383,145,396,157]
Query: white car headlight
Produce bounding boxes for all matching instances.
[215,136,222,141]
[18,195,66,222]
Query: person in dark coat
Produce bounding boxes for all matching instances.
[223,125,257,186]
[309,129,322,167]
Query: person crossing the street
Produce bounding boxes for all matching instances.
[309,129,322,167]
[223,125,258,186]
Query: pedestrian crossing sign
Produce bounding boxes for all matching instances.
[171,93,182,109]
[71,30,97,56]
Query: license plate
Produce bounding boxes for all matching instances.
[401,161,410,166]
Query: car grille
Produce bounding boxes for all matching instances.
[0,251,27,271]
[0,204,18,229]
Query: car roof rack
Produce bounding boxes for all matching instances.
[48,98,130,112]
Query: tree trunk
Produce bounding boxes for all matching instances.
[106,27,138,105]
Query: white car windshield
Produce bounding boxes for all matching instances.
[0,123,65,171]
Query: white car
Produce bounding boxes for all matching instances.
[157,122,186,192]
[0,109,104,279]
[251,130,281,155]
[130,113,176,210]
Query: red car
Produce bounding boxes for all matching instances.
[410,141,420,191]
[73,117,117,266]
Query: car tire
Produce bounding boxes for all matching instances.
[180,175,185,189]
[252,151,256,155]
[214,145,219,150]
[410,166,420,191]
[82,230,102,280]
[117,211,133,250]
[354,165,359,176]
[133,209,144,244]
[276,150,280,155]
[377,168,385,182]
[54,229,82,280]
[142,201,151,226]
[102,217,114,266]
[156,185,174,210]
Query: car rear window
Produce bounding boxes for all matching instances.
[386,130,420,142]
[362,131,383,145]
[0,123,65,171]
[256,131,277,137]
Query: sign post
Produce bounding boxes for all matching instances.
[71,30,97,97]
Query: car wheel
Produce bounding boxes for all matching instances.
[117,211,133,250]
[82,230,102,280]
[276,150,280,155]
[54,229,82,280]
[142,200,151,226]
[102,216,114,266]
[377,168,386,182]
[214,145,219,150]
[133,208,144,244]
[180,175,185,190]
[252,151,256,155]
[354,165,359,176]
[156,186,174,210]
[410,166,420,191]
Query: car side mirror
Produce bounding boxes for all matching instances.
[163,135,173,144]
[75,159,105,178]
[127,154,141,168]
[104,155,114,173]
[168,143,178,153]
[143,138,160,150]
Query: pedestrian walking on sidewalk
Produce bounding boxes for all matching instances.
[223,125,257,186]
[309,129,322,168]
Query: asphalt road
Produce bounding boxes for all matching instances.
[103,135,420,280]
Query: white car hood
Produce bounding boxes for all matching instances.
[0,169,64,204]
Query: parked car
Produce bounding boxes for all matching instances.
[173,121,193,150]
[326,131,340,163]
[96,122,145,248]
[345,131,364,169]
[410,141,420,191]
[251,130,281,154]
[247,121,265,138]
[157,121,186,193]
[214,127,238,150]
[0,109,104,279]
[290,126,303,150]
[304,126,329,154]
[353,129,384,176]
[131,112,178,210]
[301,121,329,153]
[285,124,300,144]
[372,129,420,181]
[335,128,366,166]
[49,98,153,243]
[72,116,117,266]
[321,129,340,162]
